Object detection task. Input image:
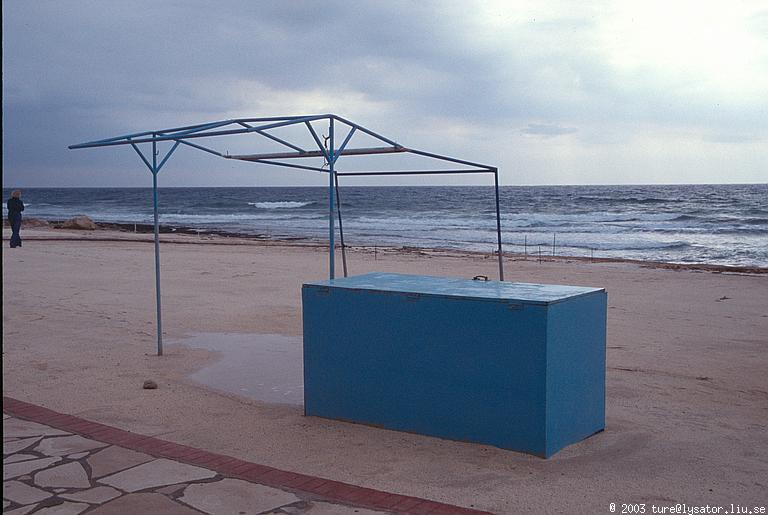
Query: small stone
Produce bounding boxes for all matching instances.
[143,380,158,389]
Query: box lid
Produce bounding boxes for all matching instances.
[303,272,604,305]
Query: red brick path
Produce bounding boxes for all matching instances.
[3,397,493,515]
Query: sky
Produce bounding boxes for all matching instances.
[3,0,767,187]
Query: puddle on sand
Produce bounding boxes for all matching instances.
[167,333,304,406]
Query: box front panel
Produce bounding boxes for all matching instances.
[303,285,549,454]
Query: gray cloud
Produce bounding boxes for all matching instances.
[2,0,767,186]
[521,124,578,137]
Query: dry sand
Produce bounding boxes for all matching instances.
[3,226,767,514]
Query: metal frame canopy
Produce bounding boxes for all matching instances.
[69,114,504,356]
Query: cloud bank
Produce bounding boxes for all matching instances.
[3,0,767,186]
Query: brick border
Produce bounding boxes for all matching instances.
[3,397,491,515]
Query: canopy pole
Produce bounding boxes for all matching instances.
[151,136,163,355]
[328,119,336,280]
[494,169,504,281]
[334,172,348,277]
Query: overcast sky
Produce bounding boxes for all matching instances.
[3,0,767,187]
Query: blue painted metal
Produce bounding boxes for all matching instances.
[157,141,180,171]
[494,169,504,281]
[304,121,330,163]
[334,126,357,163]
[302,272,606,457]
[337,169,493,176]
[334,172,348,277]
[151,137,163,356]
[177,139,223,157]
[332,114,401,147]
[328,118,335,280]
[70,114,508,356]
[228,157,327,173]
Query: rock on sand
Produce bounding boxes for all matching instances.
[61,215,97,230]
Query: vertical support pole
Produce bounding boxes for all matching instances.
[334,173,348,277]
[328,118,336,280]
[494,169,504,281]
[151,136,163,356]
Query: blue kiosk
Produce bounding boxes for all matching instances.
[70,115,606,456]
[303,273,606,458]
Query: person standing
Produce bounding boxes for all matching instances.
[7,190,24,248]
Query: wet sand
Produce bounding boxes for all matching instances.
[3,226,767,513]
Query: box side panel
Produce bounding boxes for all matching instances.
[302,285,549,455]
[545,292,607,457]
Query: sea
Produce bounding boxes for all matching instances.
[3,184,767,268]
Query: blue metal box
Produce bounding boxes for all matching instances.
[302,272,606,457]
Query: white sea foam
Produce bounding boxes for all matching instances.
[248,201,313,209]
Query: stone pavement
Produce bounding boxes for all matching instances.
[3,398,491,515]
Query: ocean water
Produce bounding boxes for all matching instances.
[3,184,767,267]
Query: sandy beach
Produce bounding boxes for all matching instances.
[3,225,767,514]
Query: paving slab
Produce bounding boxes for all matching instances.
[4,400,489,515]
[34,502,90,515]
[4,457,62,480]
[86,445,155,479]
[178,478,300,514]
[4,505,38,515]
[2,480,54,505]
[88,493,201,515]
[98,458,217,492]
[4,453,39,464]
[34,435,108,457]
[3,436,43,455]
[60,486,122,504]
[3,419,69,438]
[34,462,91,489]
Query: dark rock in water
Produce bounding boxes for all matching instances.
[61,215,97,230]
[142,380,158,390]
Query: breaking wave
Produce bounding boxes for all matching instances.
[247,201,314,209]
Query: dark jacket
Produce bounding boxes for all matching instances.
[7,197,24,217]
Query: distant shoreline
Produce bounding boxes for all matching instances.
[4,183,767,190]
[7,217,767,275]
